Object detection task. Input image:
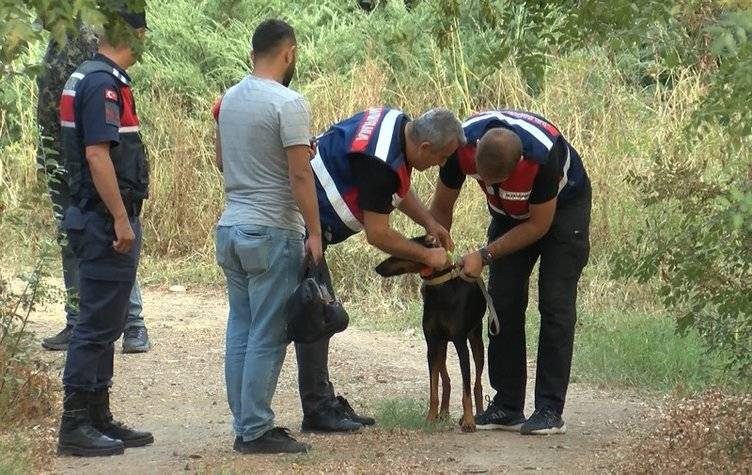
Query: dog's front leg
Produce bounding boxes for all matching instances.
[425,338,445,424]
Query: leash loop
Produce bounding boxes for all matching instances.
[475,278,500,336]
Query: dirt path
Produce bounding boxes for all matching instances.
[30,289,652,474]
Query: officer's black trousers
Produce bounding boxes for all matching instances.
[294,246,336,416]
[487,183,591,416]
[62,209,141,391]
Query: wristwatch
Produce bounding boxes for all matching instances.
[479,246,494,266]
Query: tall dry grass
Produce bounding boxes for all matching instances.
[0,47,725,318]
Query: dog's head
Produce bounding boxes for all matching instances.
[374,235,437,277]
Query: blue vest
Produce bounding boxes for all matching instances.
[312,107,411,244]
[461,110,587,213]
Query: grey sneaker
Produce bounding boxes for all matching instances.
[42,325,73,351]
[520,408,567,435]
[122,326,151,353]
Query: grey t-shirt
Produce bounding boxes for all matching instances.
[217,75,311,234]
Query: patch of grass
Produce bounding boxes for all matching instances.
[0,437,32,475]
[374,397,451,433]
[567,311,745,393]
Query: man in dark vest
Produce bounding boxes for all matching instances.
[36,23,151,354]
[56,8,153,457]
[430,110,591,435]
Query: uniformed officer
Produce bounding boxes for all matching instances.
[36,23,151,354]
[295,106,464,432]
[56,8,153,457]
[430,110,591,435]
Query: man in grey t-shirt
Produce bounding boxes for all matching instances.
[213,19,322,455]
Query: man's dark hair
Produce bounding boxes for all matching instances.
[252,19,296,57]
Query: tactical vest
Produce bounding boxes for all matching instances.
[312,107,412,244]
[458,110,587,220]
[59,59,149,203]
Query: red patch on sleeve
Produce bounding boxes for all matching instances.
[105,89,118,102]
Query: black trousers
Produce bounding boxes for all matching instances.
[294,247,337,416]
[487,184,591,415]
[62,208,141,391]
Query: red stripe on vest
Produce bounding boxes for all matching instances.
[59,95,75,122]
[395,162,412,197]
[457,145,477,175]
[341,187,364,223]
[118,86,140,127]
[350,107,384,153]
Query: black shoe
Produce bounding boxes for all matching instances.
[234,427,309,454]
[42,325,73,351]
[336,395,375,426]
[58,391,124,457]
[520,408,567,435]
[301,405,363,433]
[474,397,525,431]
[122,326,151,353]
[89,389,154,448]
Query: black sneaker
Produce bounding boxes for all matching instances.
[336,395,375,426]
[302,405,362,433]
[122,326,151,353]
[475,397,525,431]
[42,325,73,351]
[520,408,567,435]
[234,427,309,454]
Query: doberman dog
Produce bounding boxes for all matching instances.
[375,237,487,432]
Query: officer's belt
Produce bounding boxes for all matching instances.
[79,197,142,218]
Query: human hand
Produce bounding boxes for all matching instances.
[305,233,323,264]
[459,251,483,279]
[424,247,450,269]
[112,216,135,254]
[425,221,454,251]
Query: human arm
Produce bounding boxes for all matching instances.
[429,154,465,231]
[398,189,453,250]
[280,96,321,262]
[287,145,322,263]
[363,210,449,269]
[460,198,556,278]
[85,143,134,253]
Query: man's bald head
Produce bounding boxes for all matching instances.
[475,128,522,183]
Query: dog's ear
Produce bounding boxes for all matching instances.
[375,256,424,277]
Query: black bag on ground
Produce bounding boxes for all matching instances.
[287,260,349,343]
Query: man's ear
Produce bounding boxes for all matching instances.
[375,257,424,277]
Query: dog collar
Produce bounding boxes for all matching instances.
[421,266,463,286]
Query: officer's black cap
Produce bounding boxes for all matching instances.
[117,7,148,30]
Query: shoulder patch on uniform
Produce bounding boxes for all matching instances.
[105,100,121,127]
[105,88,118,102]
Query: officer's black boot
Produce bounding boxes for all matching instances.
[58,390,124,457]
[90,388,154,448]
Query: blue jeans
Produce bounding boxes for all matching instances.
[215,224,305,441]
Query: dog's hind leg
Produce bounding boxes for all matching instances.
[469,324,485,416]
[425,337,446,425]
[453,338,476,432]
[439,358,451,420]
